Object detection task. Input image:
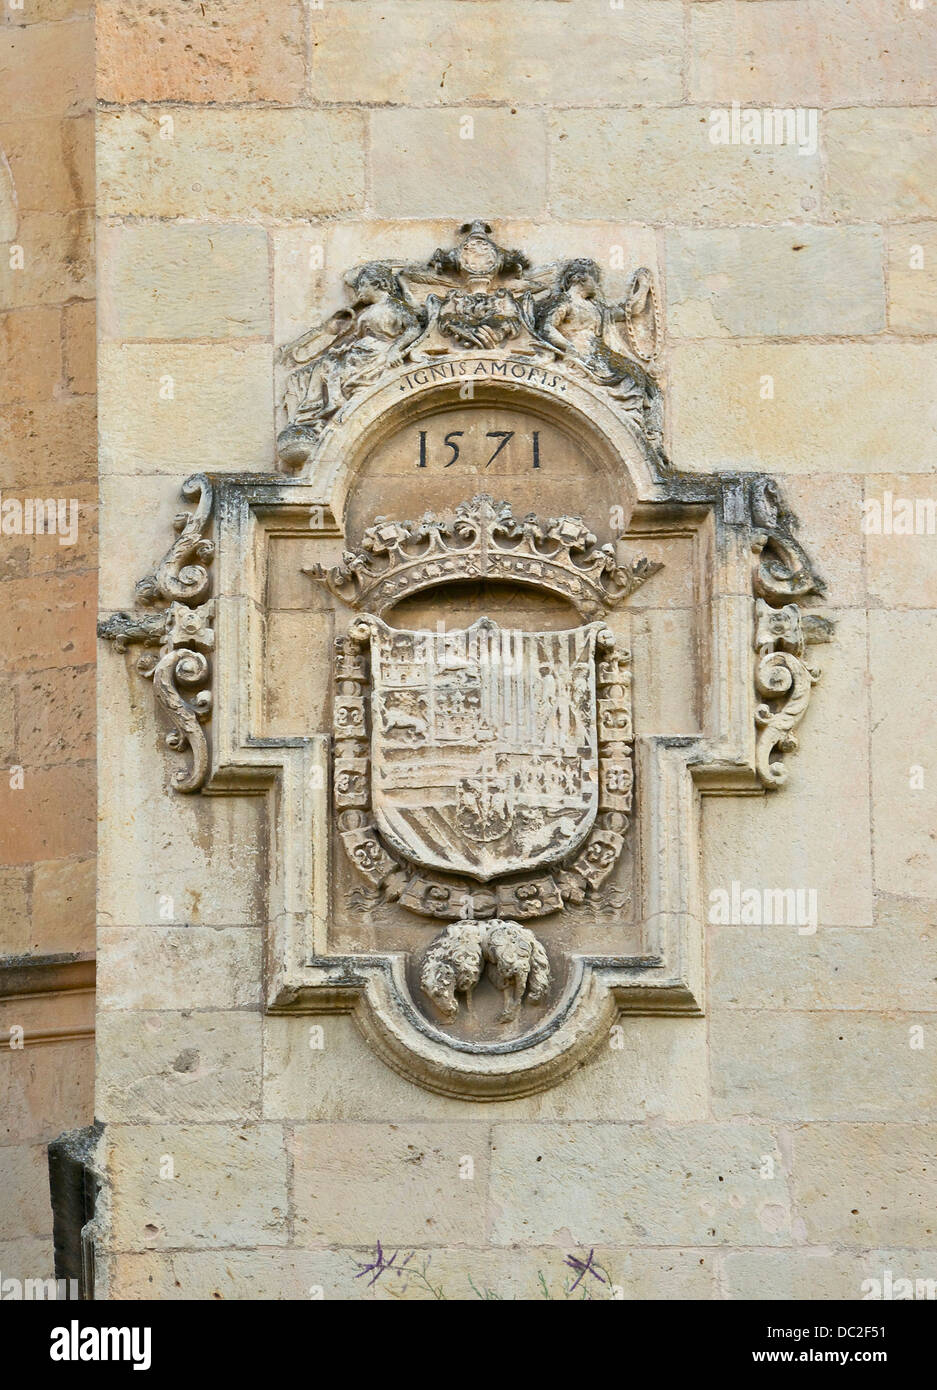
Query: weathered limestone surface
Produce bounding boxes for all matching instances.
[488,1123,792,1246]
[96,928,262,1012]
[96,0,306,105]
[671,343,937,474]
[0,19,92,118]
[550,109,820,223]
[108,1243,717,1300]
[792,1126,937,1246]
[0,211,93,309]
[711,1013,937,1121]
[262,1014,709,1124]
[308,1,684,107]
[370,110,548,218]
[0,1146,57,1241]
[107,1125,290,1251]
[710,906,937,1014]
[98,343,275,475]
[665,227,885,338]
[75,0,937,1302]
[825,109,937,221]
[97,109,366,219]
[0,42,97,1276]
[689,0,937,107]
[888,224,937,334]
[291,1123,490,1245]
[722,1249,937,1302]
[869,612,937,899]
[0,26,98,1291]
[98,224,272,342]
[0,113,93,214]
[96,1012,263,1123]
[866,477,937,607]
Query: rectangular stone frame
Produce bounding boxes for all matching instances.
[203,477,762,1030]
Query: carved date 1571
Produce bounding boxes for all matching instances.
[416,428,541,469]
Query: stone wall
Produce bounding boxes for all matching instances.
[0,1,96,1286]
[88,0,937,1300]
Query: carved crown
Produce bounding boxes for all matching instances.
[304,494,662,618]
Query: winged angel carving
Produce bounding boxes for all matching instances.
[277,221,663,467]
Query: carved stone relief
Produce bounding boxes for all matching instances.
[754,598,833,788]
[98,221,833,1099]
[308,493,652,1032]
[98,475,215,792]
[277,220,664,471]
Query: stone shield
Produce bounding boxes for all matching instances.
[363,615,603,881]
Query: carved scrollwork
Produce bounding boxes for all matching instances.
[135,474,215,606]
[753,598,832,788]
[749,477,825,604]
[98,475,215,793]
[151,645,213,793]
[718,474,833,788]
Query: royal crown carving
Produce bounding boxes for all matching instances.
[305,493,662,620]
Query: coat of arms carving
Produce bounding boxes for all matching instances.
[98,220,834,1099]
[313,494,651,1034]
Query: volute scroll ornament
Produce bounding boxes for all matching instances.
[98,474,215,793]
[734,475,833,787]
[752,598,833,789]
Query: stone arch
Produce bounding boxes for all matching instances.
[305,358,664,546]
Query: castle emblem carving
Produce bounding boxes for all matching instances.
[362,616,605,882]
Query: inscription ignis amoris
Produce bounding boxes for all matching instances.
[311,494,654,1036]
[277,220,663,468]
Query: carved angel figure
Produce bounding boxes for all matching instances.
[536,258,662,447]
[277,263,424,465]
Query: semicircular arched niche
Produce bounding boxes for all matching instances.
[336,377,638,550]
